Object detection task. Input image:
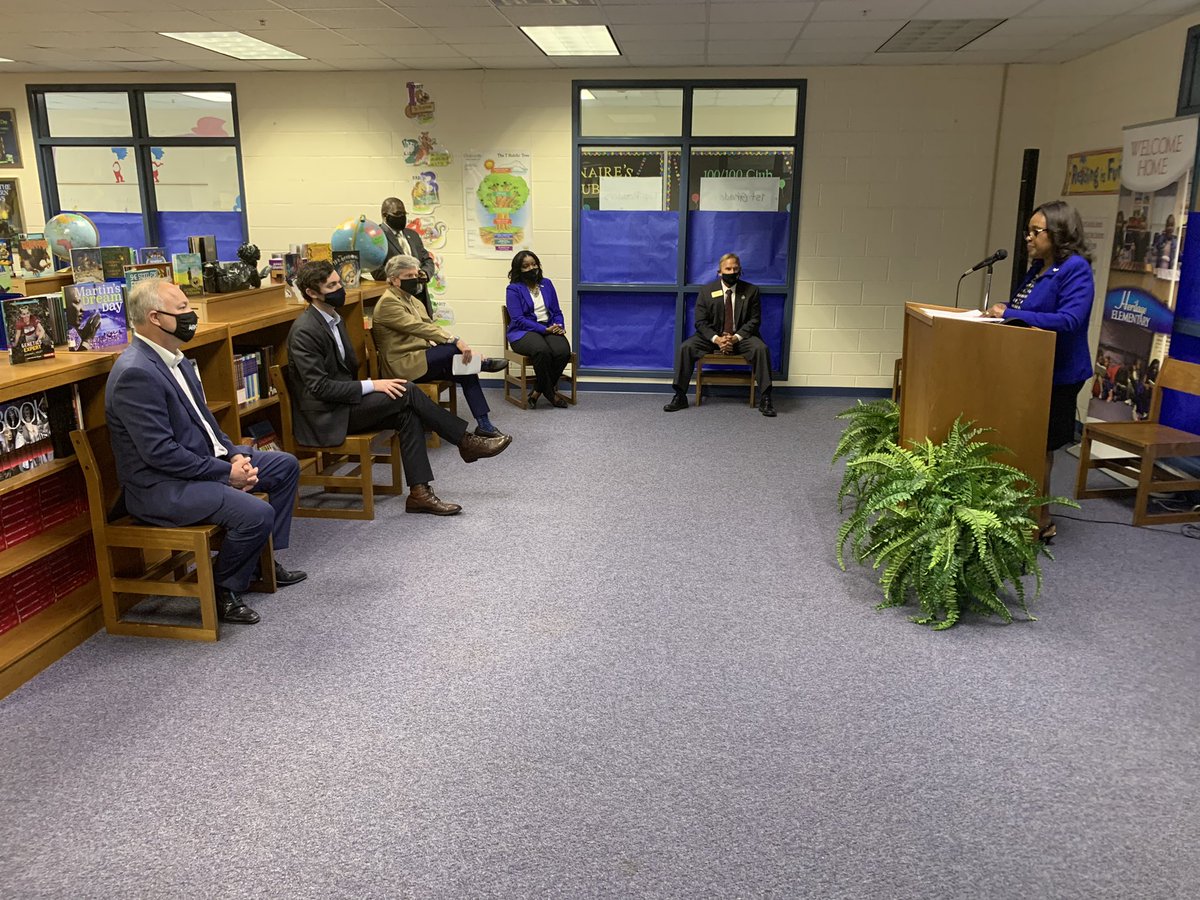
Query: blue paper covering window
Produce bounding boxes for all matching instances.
[579,292,677,370]
[685,211,789,285]
[579,210,678,284]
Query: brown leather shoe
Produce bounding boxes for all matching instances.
[458,432,512,463]
[405,483,462,516]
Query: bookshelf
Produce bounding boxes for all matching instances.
[0,350,114,701]
[10,272,75,296]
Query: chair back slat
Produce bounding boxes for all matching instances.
[501,305,512,349]
[364,327,381,380]
[1149,358,1200,422]
[70,425,123,528]
[269,363,299,454]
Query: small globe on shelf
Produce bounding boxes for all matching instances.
[330,215,388,272]
[44,212,100,264]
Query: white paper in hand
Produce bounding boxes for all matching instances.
[452,354,482,375]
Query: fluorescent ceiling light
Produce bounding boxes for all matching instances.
[580,89,596,101]
[160,32,305,61]
[0,58,13,63]
[180,91,232,103]
[521,25,619,56]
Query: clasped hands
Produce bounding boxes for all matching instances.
[546,324,565,336]
[229,454,259,492]
[713,333,737,354]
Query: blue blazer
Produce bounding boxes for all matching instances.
[506,277,565,344]
[1002,253,1095,385]
[105,337,247,526]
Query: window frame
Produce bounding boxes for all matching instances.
[26,83,249,250]
[572,78,807,379]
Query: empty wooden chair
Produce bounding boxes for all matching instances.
[72,425,277,642]
[270,363,404,520]
[1075,357,1200,526]
[501,305,578,408]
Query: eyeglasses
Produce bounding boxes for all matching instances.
[1026,226,1048,239]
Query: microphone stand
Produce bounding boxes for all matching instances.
[981,263,994,312]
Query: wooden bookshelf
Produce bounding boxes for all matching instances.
[0,583,102,701]
[190,284,295,324]
[0,455,79,499]
[0,514,90,578]
[10,271,75,295]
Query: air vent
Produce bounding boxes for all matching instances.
[878,19,1006,53]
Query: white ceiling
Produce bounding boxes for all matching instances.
[2,0,1199,72]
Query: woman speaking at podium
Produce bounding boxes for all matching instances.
[983,200,1095,542]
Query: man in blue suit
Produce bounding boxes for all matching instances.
[105,278,305,625]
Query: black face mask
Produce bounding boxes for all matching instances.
[156,309,199,342]
[398,278,422,295]
[522,267,541,284]
[385,214,407,232]
[322,286,347,308]
[720,272,740,287]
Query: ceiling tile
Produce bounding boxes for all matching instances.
[1025,0,1148,14]
[952,49,1036,65]
[706,23,804,41]
[809,0,927,21]
[704,40,796,54]
[609,24,707,43]
[428,26,517,43]
[239,29,358,51]
[451,42,547,59]
[801,20,909,41]
[1138,0,1200,13]
[299,8,417,29]
[709,2,815,23]
[470,57,558,68]
[274,0,408,9]
[961,30,1063,51]
[790,38,884,54]
[616,40,706,56]
[985,16,1112,35]
[391,6,510,27]
[386,44,472,60]
[332,28,435,47]
[194,10,329,31]
[107,10,230,30]
[863,51,955,65]
[601,5,706,26]
[788,51,872,65]
[913,0,1034,16]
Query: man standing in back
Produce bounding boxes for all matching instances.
[664,252,776,417]
[372,196,437,317]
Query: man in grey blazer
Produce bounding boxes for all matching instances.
[105,279,306,625]
[285,260,511,516]
[664,252,776,417]
[371,197,436,317]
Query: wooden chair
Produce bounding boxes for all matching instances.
[270,363,404,520]
[1075,357,1200,526]
[696,353,756,406]
[72,425,277,642]
[501,305,579,408]
[364,326,456,447]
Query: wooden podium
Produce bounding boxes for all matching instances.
[899,302,1056,487]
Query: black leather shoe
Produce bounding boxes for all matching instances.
[458,432,513,463]
[273,562,307,586]
[216,588,260,624]
[759,395,777,417]
[549,394,569,408]
[405,483,462,515]
[480,358,509,373]
[526,391,540,410]
[663,393,688,412]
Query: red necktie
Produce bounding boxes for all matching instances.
[723,290,734,334]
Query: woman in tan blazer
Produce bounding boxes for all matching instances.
[372,254,509,437]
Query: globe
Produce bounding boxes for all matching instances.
[330,215,388,272]
[44,212,100,263]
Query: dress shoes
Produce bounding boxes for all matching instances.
[663,393,689,412]
[474,424,508,438]
[526,391,540,410]
[549,394,569,408]
[405,483,462,515]
[458,432,513,463]
[216,588,260,624]
[759,394,777,417]
[480,357,509,373]
[273,561,307,586]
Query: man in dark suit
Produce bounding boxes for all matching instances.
[286,260,511,516]
[105,279,305,625]
[371,197,436,317]
[664,252,776,417]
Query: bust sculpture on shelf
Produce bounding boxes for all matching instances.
[236,243,263,289]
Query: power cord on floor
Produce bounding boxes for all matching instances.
[1052,511,1200,540]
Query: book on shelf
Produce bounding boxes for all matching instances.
[14,238,53,278]
[243,418,281,453]
[70,247,104,284]
[232,344,277,402]
[171,253,203,297]
[187,235,218,264]
[0,238,12,271]
[99,246,134,283]
[43,385,79,460]
[2,294,57,363]
[268,255,285,285]
[123,263,170,292]
[0,391,54,481]
[137,246,168,265]
[61,282,127,351]
[303,242,332,263]
[332,250,361,289]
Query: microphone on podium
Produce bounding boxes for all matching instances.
[962,248,1008,277]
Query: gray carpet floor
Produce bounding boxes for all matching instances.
[2,391,1198,899]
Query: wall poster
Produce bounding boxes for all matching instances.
[463,149,531,259]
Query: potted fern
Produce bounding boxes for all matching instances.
[834,413,1075,630]
[833,398,900,512]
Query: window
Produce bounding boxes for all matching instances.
[28,85,247,259]
[573,80,806,376]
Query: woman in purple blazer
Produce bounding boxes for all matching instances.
[984,199,1096,542]
[505,250,571,408]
